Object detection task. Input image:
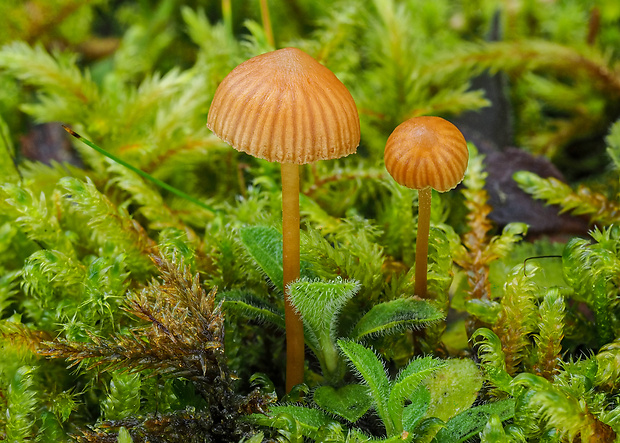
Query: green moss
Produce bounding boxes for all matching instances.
[1,1,620,441]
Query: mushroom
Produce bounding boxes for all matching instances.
[384,116,468,299]
[207,47,360,391]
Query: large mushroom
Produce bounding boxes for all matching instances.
[384,116,468,299]
[207,47,360,391]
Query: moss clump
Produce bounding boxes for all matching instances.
[1,1,620,441]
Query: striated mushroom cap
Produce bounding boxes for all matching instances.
[384,116,468,192]
[207,47,360,164]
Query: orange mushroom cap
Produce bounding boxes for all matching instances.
[207,47,360,165]
[384,116,468,192]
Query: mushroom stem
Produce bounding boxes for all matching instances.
[414,186,432,299]
[281,162,304,392]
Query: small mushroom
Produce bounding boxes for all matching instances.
[207,47,360,391]
[384,116,468,298]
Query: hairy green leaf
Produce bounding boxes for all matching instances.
[239,226,284,293]
[390,356,446,432]
[337,339,392,433]
[289,278,360,339]
[352,297,444,340]
[313,384,372,423]
[221,291,285,331]
[432,399,515,443]
[289,278,360,380]
[402,385,430,432]
[248,405,335,441]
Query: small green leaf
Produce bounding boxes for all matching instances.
[313,384,372,423]
[431,399,515,443]
[402,385,430,432]
[289,278,360,339]
[390,357,445,432]
[240,432,264,443]
[396,356,445,384]
[288,278,360,380]
[221,290,285,330]
[247,405,335,440]
[337,340,393,433]
[479,414,506,443]
[413,417,445,443]
[351,298,444,340]
[241,432,265,443]
[240,226,284,293]
[118,427,133,443]
[463,299,501,324]
[422,359,483,423]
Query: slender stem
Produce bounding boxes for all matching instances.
[0,124,21,182]
[414,187,432,299]
[259,0,275,48]
[62,125,217,214]
[222,0,233,36]
[318,331,341,383]
[281,162,303,392]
